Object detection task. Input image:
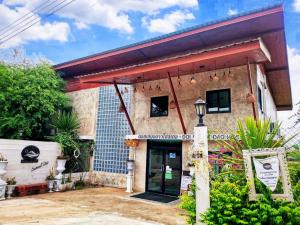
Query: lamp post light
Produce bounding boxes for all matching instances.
[194,98,206,127]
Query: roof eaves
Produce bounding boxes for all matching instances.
[77,38,260,79]
[54,3,283,69]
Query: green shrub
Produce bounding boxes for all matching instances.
[0,63,69,139]
[202,175,300,225]
[179,179,196,224]
[179,118,300,225]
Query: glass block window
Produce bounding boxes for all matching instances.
[94,85,132,174]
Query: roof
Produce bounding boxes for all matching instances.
[79,38,270,83]
[54,3,292,110]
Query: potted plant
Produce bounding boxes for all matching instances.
[74,173,85,190]
[46,168,56,192]
[246,93,256,103]
[66,173,73,190]
[0,153,8,200]
[58,175,67,192]
[50,112,80,179]
[56,154,69,180]
[6,177,16,199]
[187,162,195,177]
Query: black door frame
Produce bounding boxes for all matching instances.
[145,140,182,196]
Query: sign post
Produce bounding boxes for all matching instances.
[193,126,210,225]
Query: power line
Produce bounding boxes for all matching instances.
[0,0,76,46]
[0,0,56,37]
[0,0,72,42]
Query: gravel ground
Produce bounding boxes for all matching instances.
[0,187,186,225]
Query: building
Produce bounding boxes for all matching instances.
[54,4,292,196]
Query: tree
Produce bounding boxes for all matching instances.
[0,63,69,140]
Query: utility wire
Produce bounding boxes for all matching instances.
[0,0,72,42]
[0,0,76,46]
[0,0,56,37]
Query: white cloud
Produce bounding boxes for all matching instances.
[0,0,199,47]
[0,3,70,48]
[56,0,198,33]
[278,46,300,122]
[287,46,300,104]
[142,10,195,34]
[228,9,238,16]
[293,0,300,12]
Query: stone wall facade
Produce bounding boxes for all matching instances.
[132,65,257,135]
[89,171,127,188]
[67,88,99,138]
[131,64,277,192]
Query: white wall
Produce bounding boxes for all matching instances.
[0,139,61,185]
[256,65,277,122]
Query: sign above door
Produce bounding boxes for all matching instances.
[126,133,239,141]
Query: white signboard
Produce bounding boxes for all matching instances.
[125,133,239,141]
[181,175,192,191]
[253,156,279,191]
[126,134,193,141]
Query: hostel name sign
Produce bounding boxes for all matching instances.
[125,134,237,141]
[253,156,280,191]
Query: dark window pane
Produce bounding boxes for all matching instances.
[151,96,168,117]
[219,90,230,112]
[206,89,231,113]
[258,87,263,111]
[207,91,218,112]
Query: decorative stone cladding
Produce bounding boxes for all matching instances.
[67,88,99,138]
[89,171,127,188]
[131,64,277,192]
[132,65,257,135]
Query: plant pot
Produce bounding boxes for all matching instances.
[47,180,55,193]
[0,161,8,200]
[59,183,67,192]
[56,159,67,180]
[0,161,8,180]
[246,93,256,103]
[66,182,73,190]
[0,180,6,200]
[125,139,139,148]
[6,185,16,199]
[127,160,135,171]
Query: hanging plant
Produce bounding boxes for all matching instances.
[170,100,176,109]
[119,104,125,112]
[125,139,139,148]
[246,93,256,103]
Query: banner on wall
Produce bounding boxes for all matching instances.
[253,156,280,191]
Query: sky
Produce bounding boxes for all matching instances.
[0,0,299,122]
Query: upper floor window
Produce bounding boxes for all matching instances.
[150,96,169,117]
[206,89,231,113]
[258,86,263,112]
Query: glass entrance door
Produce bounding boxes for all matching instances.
[147,141,182,196]
[147,148,164,193]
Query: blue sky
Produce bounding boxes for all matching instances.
[0,0,299,118]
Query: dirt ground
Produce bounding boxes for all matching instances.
[0,187,186,225]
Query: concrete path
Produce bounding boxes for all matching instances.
[0,187,186,225]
